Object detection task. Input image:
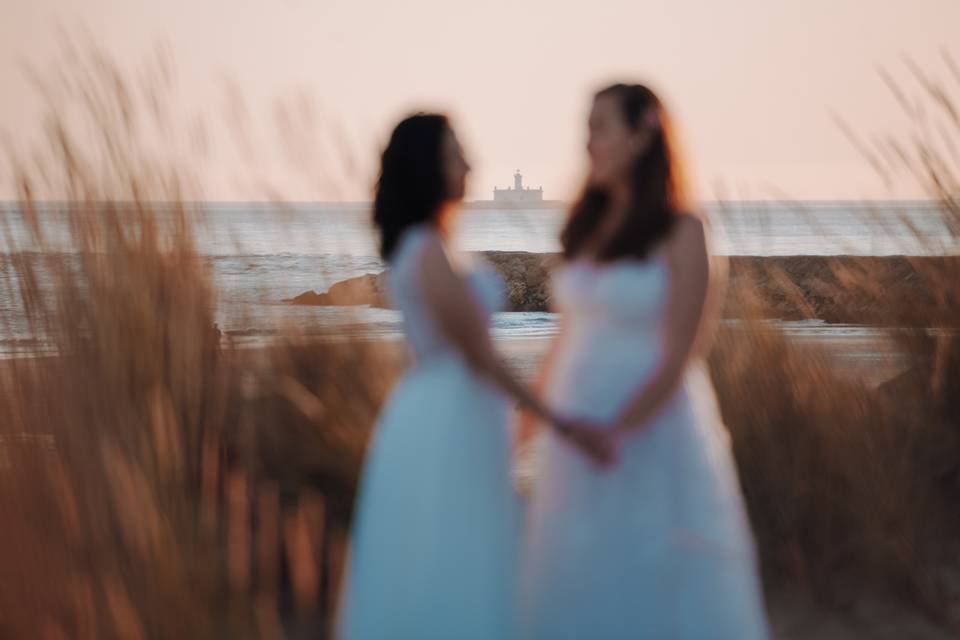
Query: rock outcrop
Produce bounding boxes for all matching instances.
[483,251,557,312]
[285,273,391,308]
[288,253,958,325]
[723,255,955,325]
[286,252,555,312]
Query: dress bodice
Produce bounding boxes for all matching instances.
[553,256,668,347]
[388,225,505,362]
[547,255,671,420]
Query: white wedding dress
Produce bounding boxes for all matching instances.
[521,256,770,639]
[337,225,520,640]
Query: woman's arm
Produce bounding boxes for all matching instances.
[414,235,615,465]
[611,215,716,437]
[414,233,557,424]
[515,318,565,450]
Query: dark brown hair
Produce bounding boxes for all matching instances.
[373,113,450,260]
[561,83,689,262]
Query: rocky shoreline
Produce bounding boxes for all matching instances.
[286,253,958,325]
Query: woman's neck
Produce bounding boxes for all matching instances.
[436,202,458,239]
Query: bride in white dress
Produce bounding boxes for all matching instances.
[519,84,770,639]
[337,114,567,640]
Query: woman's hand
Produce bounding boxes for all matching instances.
[516,406,541,453]
[553,416,619,468]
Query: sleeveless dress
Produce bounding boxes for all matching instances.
[337,226,520,640]
[521,257,770,639]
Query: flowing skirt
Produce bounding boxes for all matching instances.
[337,353,520,640]
[522,362,770,639]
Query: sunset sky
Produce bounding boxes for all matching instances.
[1,0,958,201]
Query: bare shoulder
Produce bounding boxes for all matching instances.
[407,228,454,289]
[408,226,446,266]
[667,213,707,258]
[673,213,705,241]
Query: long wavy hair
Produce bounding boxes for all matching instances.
[561,83,690,262]
[373,113,450,261]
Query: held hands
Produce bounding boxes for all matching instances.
[551,414,622,468]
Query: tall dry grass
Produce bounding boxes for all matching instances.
[0,49,397,639]
[709,54,960,627]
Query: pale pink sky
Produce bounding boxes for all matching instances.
[1,0,958,201]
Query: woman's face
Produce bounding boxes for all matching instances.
[441,128,470,202]
[586,93,644,189]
